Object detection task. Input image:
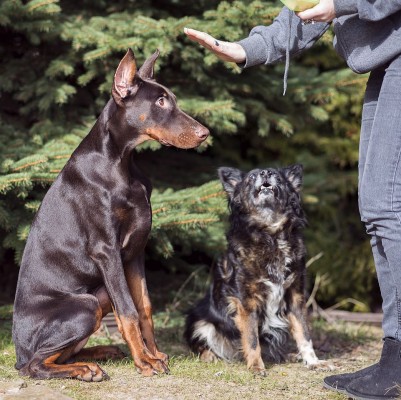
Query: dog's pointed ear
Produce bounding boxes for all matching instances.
[284,164,303,192]
[218,167,244,198]
[112,48,139,103]
[138,49,160,80]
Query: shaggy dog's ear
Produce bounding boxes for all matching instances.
[218,167,244,198]
[283,164,303,192]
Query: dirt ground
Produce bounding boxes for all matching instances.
[0,306,384,400]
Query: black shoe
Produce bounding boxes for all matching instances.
[323,363,378,393]
[345,337,401,400]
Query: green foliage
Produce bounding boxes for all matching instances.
[151,181,227,259]
[0,0,375,308]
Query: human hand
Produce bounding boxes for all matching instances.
[296,0,335,22]
[184,28,246,64]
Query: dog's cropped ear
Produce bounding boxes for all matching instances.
[283,164,303,192]
[138,49,160,80]
[112,48,139,103]
[218,167,244,198]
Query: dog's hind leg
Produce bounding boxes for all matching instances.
[69,286,126,362]
[23,352,108,382]
[72,345,126,362]
[20,293,110,381]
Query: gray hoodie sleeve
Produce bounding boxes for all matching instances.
[335,0,401,21]
[237,7,329,68]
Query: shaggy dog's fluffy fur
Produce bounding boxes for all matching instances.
[185,165,328,374]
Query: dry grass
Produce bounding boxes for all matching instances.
[0,304,383,400]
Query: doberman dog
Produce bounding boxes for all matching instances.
[12,49,209,381]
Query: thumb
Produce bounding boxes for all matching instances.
[296,4,320,20]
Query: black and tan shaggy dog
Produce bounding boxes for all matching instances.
[185,165,330,375]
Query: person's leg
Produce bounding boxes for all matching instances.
[359,57,401,341]
[358,69,398,334]
[323,69,384,393]
[346,54,401,399]
[358,69,384,193]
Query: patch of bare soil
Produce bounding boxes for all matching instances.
[1,320,384,400]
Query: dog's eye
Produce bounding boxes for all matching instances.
[249,174,256,180]
[156,97,166,107]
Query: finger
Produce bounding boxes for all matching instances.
[297,3,335,22]
[186,34,213,49]
[296,4,322,20]
[184,28,218,48]
[184,28,210,42]
[184,27,241,62]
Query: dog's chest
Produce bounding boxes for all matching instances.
[239,236,295,277]
[235,237,297,330]
[117,180,152,255]
[260,279,289,333]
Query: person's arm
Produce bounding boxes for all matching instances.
[183,28,247,64]
[184,7,329,69]
[299,0,401,22]
[336,0,401,20]
[238,7,329,68]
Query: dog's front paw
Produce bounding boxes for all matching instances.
[248,357,267,377]
[139,362,169,376]
[305,359,335,371]
[154,350,169,365]
[250,366,267,377]
[135,353,170,376]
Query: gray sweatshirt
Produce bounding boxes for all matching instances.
[238,1,401,86]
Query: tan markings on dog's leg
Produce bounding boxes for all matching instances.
[230,297,265,376]
[112,305,123,333]
[93,302,104,332]
[288,313,319,366]
[114,313,168,376]
[125,260,168,364]
[56,303,104,364]
[126,269,156,350]
[28,352,107,381]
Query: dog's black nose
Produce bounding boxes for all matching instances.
[195,126,209,140]
[260,170,272,176]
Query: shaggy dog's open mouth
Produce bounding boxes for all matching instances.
[258,182,274,195]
